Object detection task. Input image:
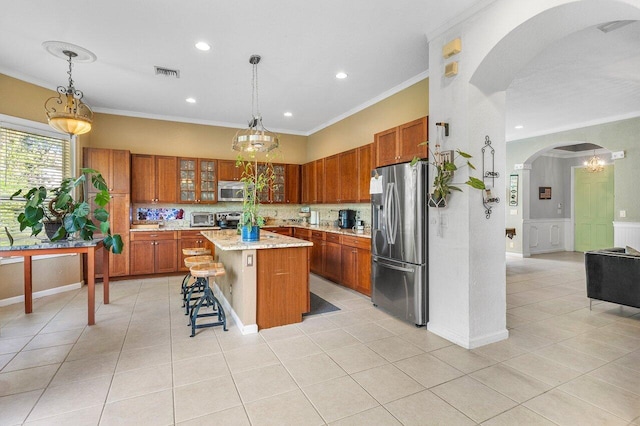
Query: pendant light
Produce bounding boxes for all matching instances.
[43,42,95,136]
[584,150,605,173]
[232,55,279,153]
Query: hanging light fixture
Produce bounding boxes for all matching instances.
[584,150,605,173]
[43,43,95,136]
[232,55,279,153]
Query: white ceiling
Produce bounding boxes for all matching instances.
[1,2,639,140]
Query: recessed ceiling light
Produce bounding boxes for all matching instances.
[514,125,524,129]
[186,97,196,104]
[284,112,293,117]
[195,42,211,51]
[336,72,348,79]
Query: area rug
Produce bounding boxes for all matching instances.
[304,292,341,317]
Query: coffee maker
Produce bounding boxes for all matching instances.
[338,209,357,229]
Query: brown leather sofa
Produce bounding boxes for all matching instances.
[585,247,640,309]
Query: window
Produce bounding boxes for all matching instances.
[0,116,72,245]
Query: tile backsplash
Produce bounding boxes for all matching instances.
[133,203,371,227]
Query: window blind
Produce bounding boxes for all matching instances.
[0,126,71,244]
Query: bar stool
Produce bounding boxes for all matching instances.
[182,254,214,314]
[188,262,227,337]
[180,247,211,307]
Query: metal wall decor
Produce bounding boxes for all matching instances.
[481,135,500,219]
[509,174,518,206]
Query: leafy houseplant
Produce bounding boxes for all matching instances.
[411,142,485,208]
[236,155,275,241]
[7,168,123,254]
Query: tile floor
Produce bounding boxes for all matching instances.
[1,252,640,425]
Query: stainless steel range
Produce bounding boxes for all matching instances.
[215,211,242,229]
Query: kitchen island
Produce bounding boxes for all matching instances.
[201,229,312,333]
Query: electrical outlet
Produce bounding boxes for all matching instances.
[246,254,253,266]
[510,209,518,216]
[611,151,625,160]
[620,210,627,218]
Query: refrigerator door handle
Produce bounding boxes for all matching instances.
[372,258,415,273]
[385,182,395,244]
[391,181,400,244]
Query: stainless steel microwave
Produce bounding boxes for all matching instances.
[218,181,245,202]
[190,212,215,227]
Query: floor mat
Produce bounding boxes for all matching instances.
[303,292,341,316]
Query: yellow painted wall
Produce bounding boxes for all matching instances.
[306,79,429,161]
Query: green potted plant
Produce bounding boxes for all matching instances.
[7,167,123,253]
[411,143,485,207]
[236,155,275,242]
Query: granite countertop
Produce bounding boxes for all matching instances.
[130,226,220,232]
[0,237,105,251]
[130,223,371,238]
[201,229,313,251]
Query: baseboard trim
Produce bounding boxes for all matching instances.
[427,323,509,349]
[0,281,83,307]
[212,284,258,335]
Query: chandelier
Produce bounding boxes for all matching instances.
[44,48,94,136]
[584,151,605,173]
[232,55,279,153]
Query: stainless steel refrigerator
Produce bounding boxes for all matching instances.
[371,161,428,326]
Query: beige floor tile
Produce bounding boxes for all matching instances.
[581,328,640,351]
[0,323,45,338]
[27,375,111,421]
[176,405,250,425]
[503,353,582,386]
[515,322,578,342]
[23,328,83,351]
[483,405,557,425]
[50,351,118,386]
[560,375,640,421]
[216,328,265,351]
[330,406,401,425]
[430,344,496,373]
[559,335,630,361]
[367,336,424,362]
[588,363,640,395]
[535,343,608,373]
[65,336,125,362]
[471,338,527,362]
[174,375,242,423]
[283,352,347,387]
[245,389,324,426]
[506,329,554,352]
[171,337,222,362]
[117,342,171,372]
[173,352,230,387]
[325,311,367,328]
[0,336,31,355]
[613,349,640,372]
[431,376,518,423]
[107,362,172,402]
[343,322,394,343]
[376,317,420,335]
[233,364,297,403]
[308,328,360,351]
[224,343,280,373]
[2,344,72,372]
[0,364,59,397]
[601,322,640,339]
[352,364,424,404]
[267,334,323,361]
[470,364,551,403]
[326,343,388,374]
[384,389,475,425]
[524,389,627,426]
[302,375,378,423]
[394,353,463,388]
[121,328,171,351]
[259,323,304,342]
[507,305,555,321]
[0,389,42,425]
[0,353,14,370]
[24,405,104,426]
[101,389,174,426]
[296,316,340,335]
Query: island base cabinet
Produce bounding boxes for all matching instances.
[257,247,310,329]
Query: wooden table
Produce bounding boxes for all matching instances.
[0,239,109,325]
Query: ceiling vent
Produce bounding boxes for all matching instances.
[154,66,180,78]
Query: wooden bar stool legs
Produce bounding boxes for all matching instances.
[188,262,227,337]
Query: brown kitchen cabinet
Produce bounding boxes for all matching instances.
[268,227,293,236]
[309,230,323,274]
[131,154,178,203]
[218,160,242,181]
[178,230,215,272]
[323,154,340,203]
[83,148,130,194]
[302,159,324,204]
[339,149,358,203]
[178,158,217,204]
[375,116,428,167]
[130,231,177,275]
[323,232,342,283]
[357,144,373,202]
[285,164,301,204]
[341,235,371,296]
